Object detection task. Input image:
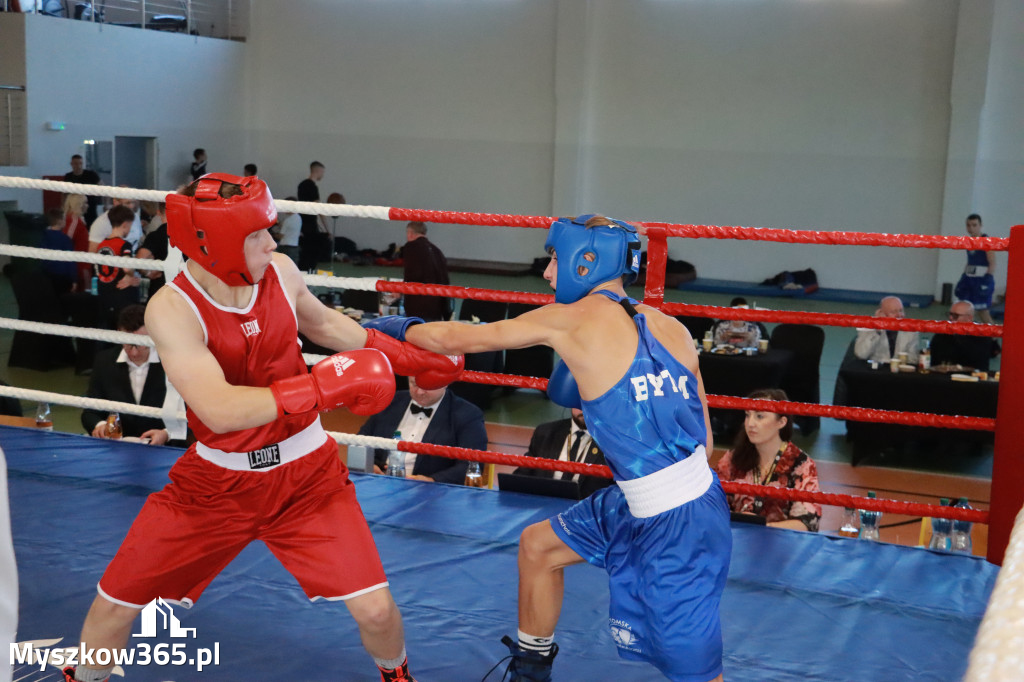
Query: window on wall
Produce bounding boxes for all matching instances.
[0,86,28,167]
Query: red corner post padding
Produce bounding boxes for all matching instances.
[988,224,1024,565]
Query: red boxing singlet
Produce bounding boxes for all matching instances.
[167,261,316,452]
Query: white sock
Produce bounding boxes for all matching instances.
[518,629,553,656]
[75,667,113,682]
[373,645,407,671]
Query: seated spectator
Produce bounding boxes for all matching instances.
[62,193,92,292]
[513,408,613,499]
[135,201,169,298]
[42,208,78,294]
[359,376,487,484]
[95,205,141,329]
[712,297,762,348]
[243,163,258,177]
[272,196,301,265]
[853,295,919,364]
[930,300,1000,371]
[714,388,821,531]
[81,304,176,445]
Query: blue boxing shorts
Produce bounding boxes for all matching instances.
[550,472,732,682]
[955,273,994,310]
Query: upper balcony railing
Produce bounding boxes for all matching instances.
[8,0,248,41]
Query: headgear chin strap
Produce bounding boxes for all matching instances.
[167,173,278,286]
[543,214,642,304]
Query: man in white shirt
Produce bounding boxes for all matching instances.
[273,196,302,265]
[88,195,144,253]
[359,376,488,485]
[81,305,173,445]
[515,409,613,499]
[854,295,920,364]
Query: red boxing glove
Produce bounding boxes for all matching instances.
[364,329,464,389]
[270,348,396,417]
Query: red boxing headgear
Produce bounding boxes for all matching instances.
[167,173,278,286]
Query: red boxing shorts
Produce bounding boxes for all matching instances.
[97,438,387,608]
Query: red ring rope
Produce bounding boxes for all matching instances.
[378,281,1003,338]
[384,207,1007,251]
[393,441,989,524]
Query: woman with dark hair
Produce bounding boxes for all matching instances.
[714,388,821,531]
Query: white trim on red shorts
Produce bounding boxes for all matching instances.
[310,581,390,602]
[96,583,194,610]
[194,419,328,472]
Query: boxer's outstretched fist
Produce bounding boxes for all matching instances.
[364,329,464,389]
[270,348,396,417]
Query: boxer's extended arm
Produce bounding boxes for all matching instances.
[146,287,279,434]
[278,254,369,351]
[406,305,564,356]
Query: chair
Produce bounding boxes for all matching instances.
[769,324,825,434]
[503,303,554,390]
[458,299,508,324]
[8,271,77,371]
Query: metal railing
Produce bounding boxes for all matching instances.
[13,0,248,41]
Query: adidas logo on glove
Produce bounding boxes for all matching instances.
[332,355,355,376]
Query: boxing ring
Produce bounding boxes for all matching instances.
[1,176,1022,680]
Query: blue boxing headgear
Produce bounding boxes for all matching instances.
[544,214,642,304]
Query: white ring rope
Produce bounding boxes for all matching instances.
[0,243,164,271]
[0,176,392,220]
[0,318,156,347]
[0,380,402,450]
[0,243,381,292]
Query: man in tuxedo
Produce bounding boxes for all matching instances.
[80,305,174,445]
[514,408,613,499]
[359,376,487,484]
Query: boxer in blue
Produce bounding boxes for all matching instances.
[368,215,731,681]
[954,213,996,324]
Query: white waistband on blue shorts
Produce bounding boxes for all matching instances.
[616,446,712,518]
[194,419,329,472]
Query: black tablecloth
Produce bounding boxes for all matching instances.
[837,361,998,451]
[699,348,794,437]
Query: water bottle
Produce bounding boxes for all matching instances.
[386,430,405,477]
[464,461,485,488]
[838,507,859,538]
[34,402,53,431]
[90,275,98,296]
[858,491,881,541]
[928,498,953,551]
[950,497,974,554]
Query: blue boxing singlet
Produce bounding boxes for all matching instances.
[582,291,707,481]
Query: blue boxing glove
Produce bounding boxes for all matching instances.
[361,315,425,342]
[548,359,582,409]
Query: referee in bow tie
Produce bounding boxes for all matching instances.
[359,376,489,484]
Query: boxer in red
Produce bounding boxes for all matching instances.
[62,174,462,682]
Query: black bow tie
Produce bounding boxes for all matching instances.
[410,403,433,417]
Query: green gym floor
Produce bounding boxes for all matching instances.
[0,261,996,479]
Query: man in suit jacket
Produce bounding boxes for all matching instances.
[359,376,487,485]
[515,408,613,499]
[80,305,173,445]
[930,300,1000,371]
[854,295,920,364]
[402,221,451,321]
